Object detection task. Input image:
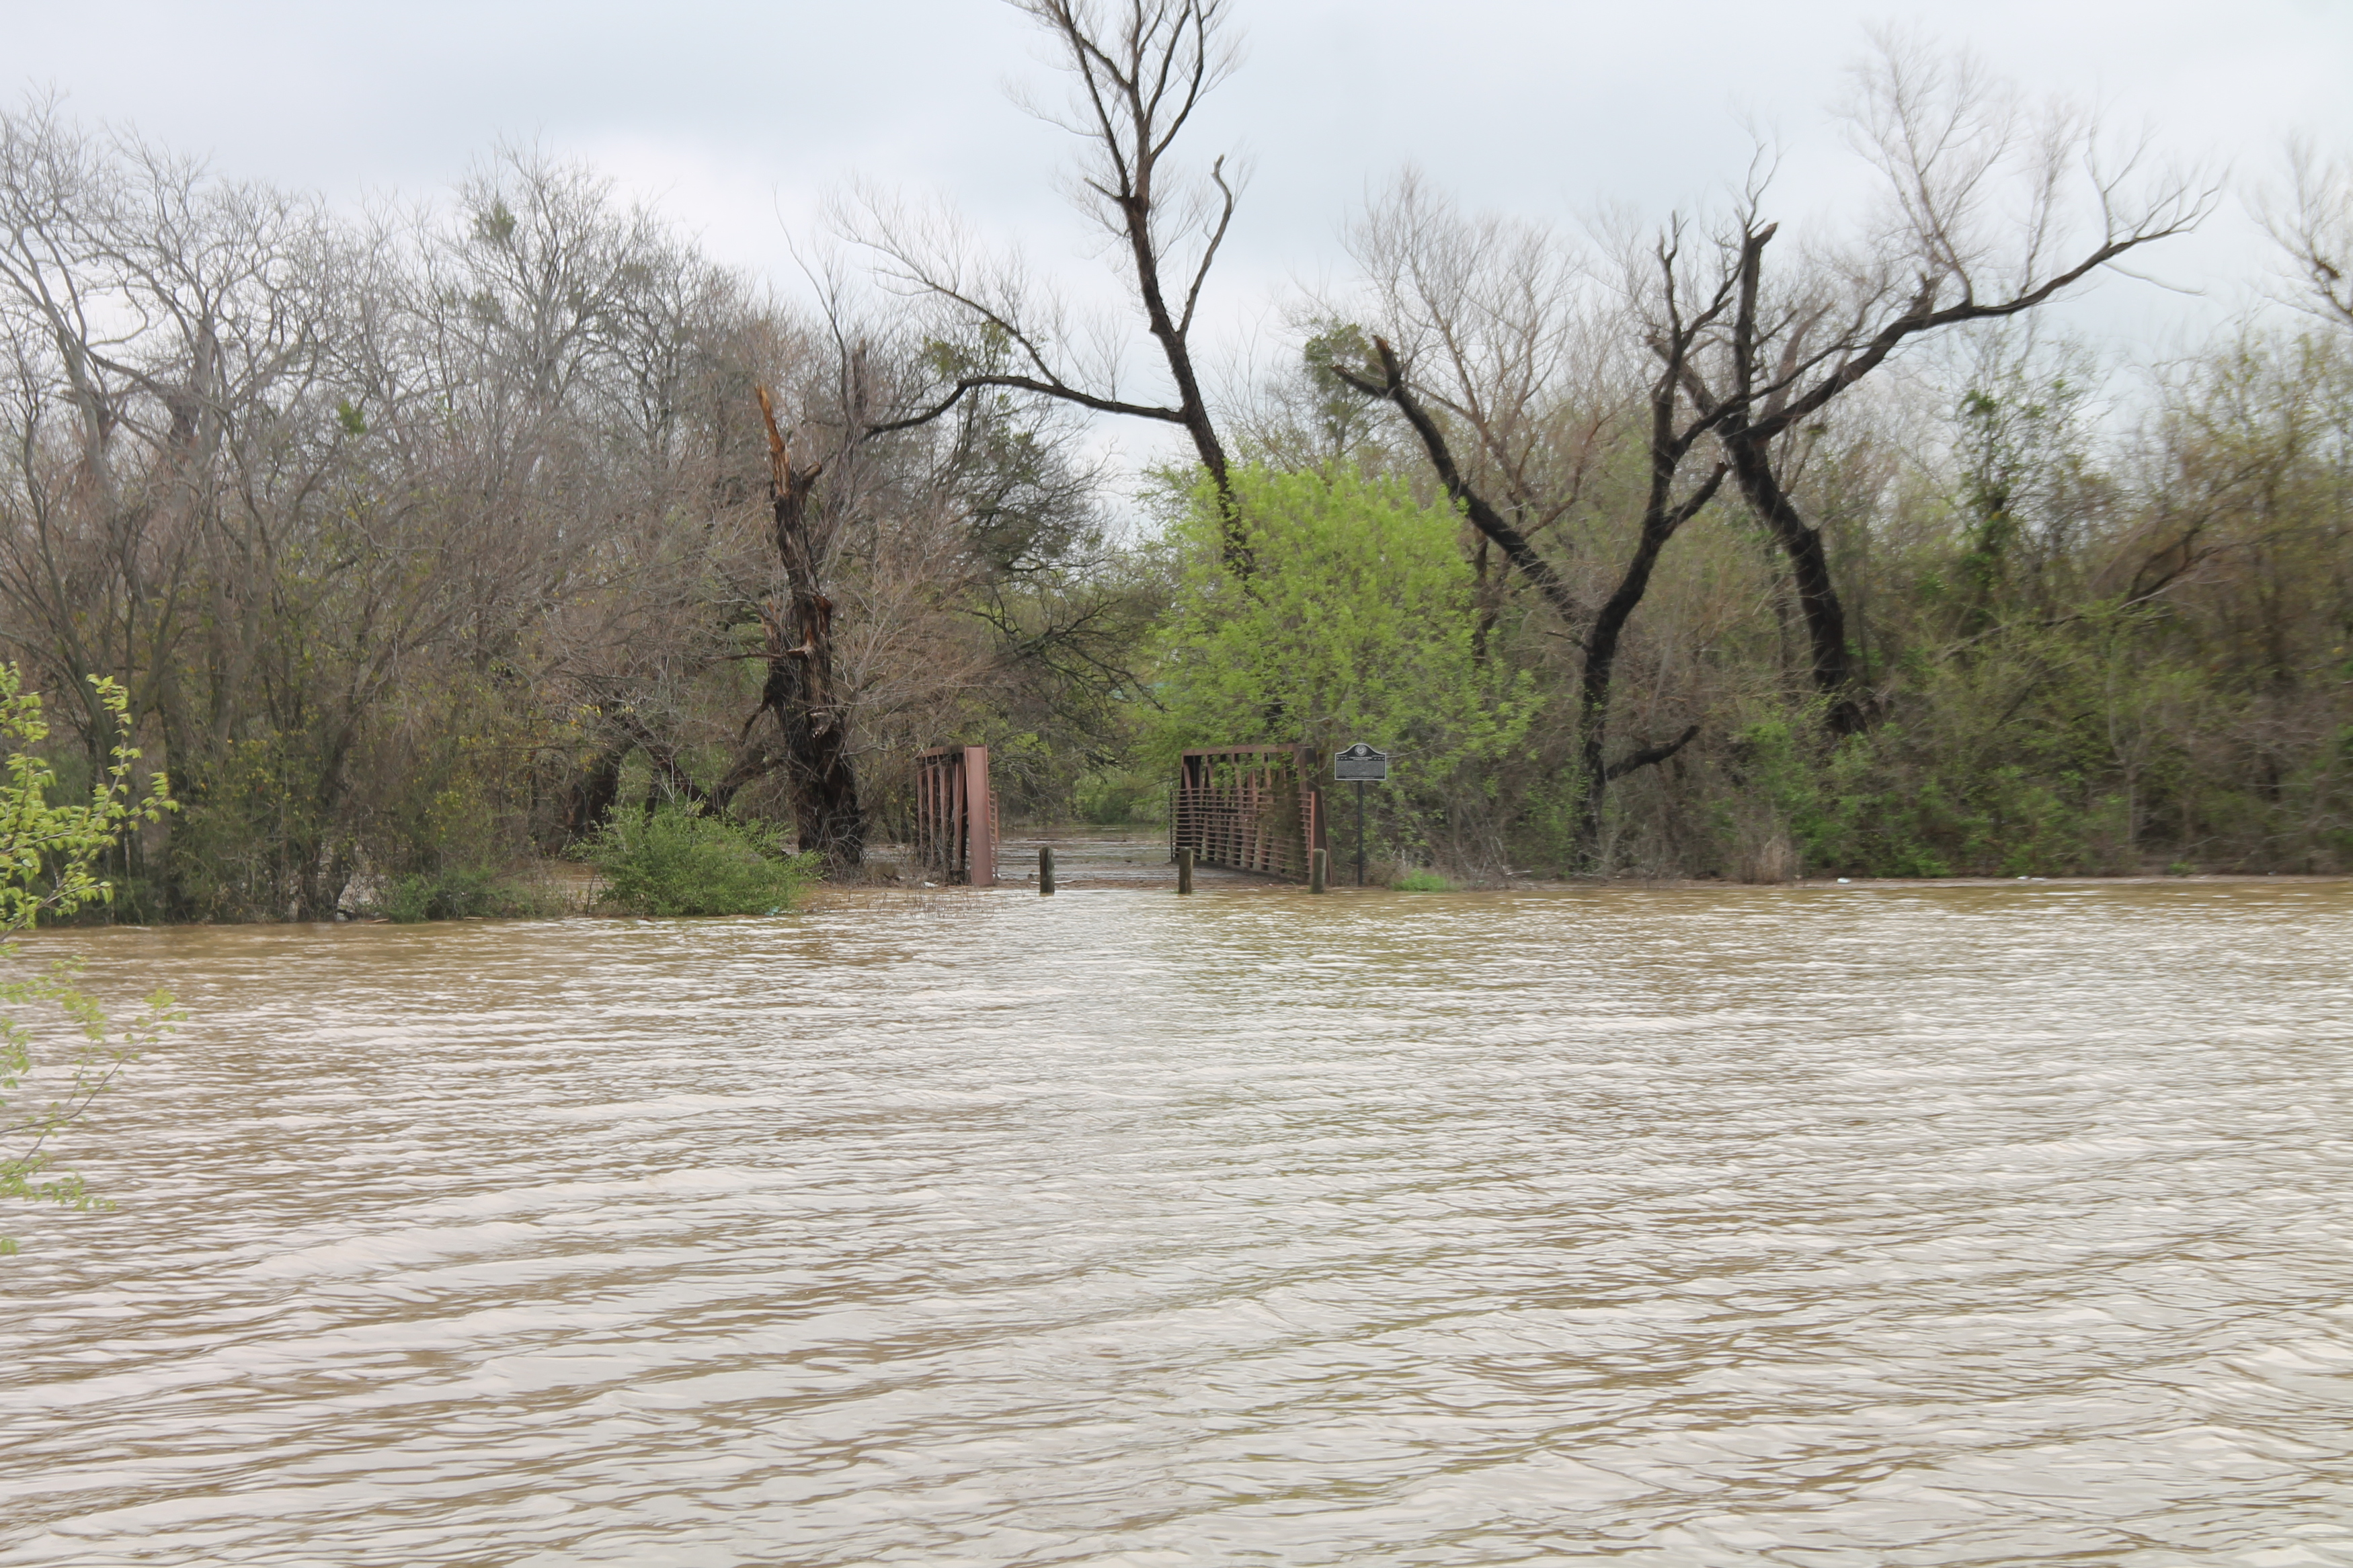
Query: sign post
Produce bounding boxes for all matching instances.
[1332,743,1390,887]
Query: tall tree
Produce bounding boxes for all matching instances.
[852,0,1248,562]
[1333,212,1735,862]
[1681,39,2209,727]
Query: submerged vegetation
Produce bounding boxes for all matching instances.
[370,869,569,925]
[0,5,2348,905]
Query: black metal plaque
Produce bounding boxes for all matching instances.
[1334,742,1390,782]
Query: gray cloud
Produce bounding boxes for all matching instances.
[9,0,2346,468]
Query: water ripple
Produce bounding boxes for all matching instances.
[3,881,2350,1565]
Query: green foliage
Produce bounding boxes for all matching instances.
[1951,362,2097,621]
[160,660,552,922]
[1708,613,2266,880]
[1725,711,2096,880]
[1072,768,1166,825]
[1151,466,1540,868]
[1392,869,1454,891]
[165,729,342,921]
[472,198,518,248]
[0,667,179,1253]
[576,804,817,917]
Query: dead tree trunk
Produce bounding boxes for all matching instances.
[753,385,865,874]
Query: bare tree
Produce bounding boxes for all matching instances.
[0,123,778,914]
[0,101,367,907]
[2262,140,2353,331]
[1339,178,1618,636]
[1331,196,1734,863]
[849,0,1247,559]
[1682,38,2210,727]
[0,97,149,749]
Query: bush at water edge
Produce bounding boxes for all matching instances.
[576,804,817,917]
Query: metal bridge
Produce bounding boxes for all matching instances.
[912,745,999,886]
[1171,745,1327,882]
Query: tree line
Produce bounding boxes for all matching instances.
[4,1,2350,911]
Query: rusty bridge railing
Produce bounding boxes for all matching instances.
[1172,745,1326,881]
[914,745,998,887]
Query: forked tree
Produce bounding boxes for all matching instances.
[1331,221,1733,864]
[1681,39,2210,727]
[1332,38,2208,866]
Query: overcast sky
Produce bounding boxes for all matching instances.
[7,0,2348,465]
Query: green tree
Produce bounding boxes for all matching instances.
[0,666,177,1253]
[1152,466,1540,870]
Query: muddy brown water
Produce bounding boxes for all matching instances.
[3,870,2350,1565]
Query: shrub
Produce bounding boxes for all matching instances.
[1392,869,1453,891]
[1,665,177,1252]
[1073,768,1166,825]
[577,804,816,917]
[374,867,566,923]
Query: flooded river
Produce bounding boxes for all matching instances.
[4,877,2352,1565]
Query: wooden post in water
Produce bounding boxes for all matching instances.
[1039,845,1055,895]
[1176,847,1194,895]
[1310,846,1327,893]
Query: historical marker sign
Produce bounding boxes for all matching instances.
[1334,743,1389,887]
